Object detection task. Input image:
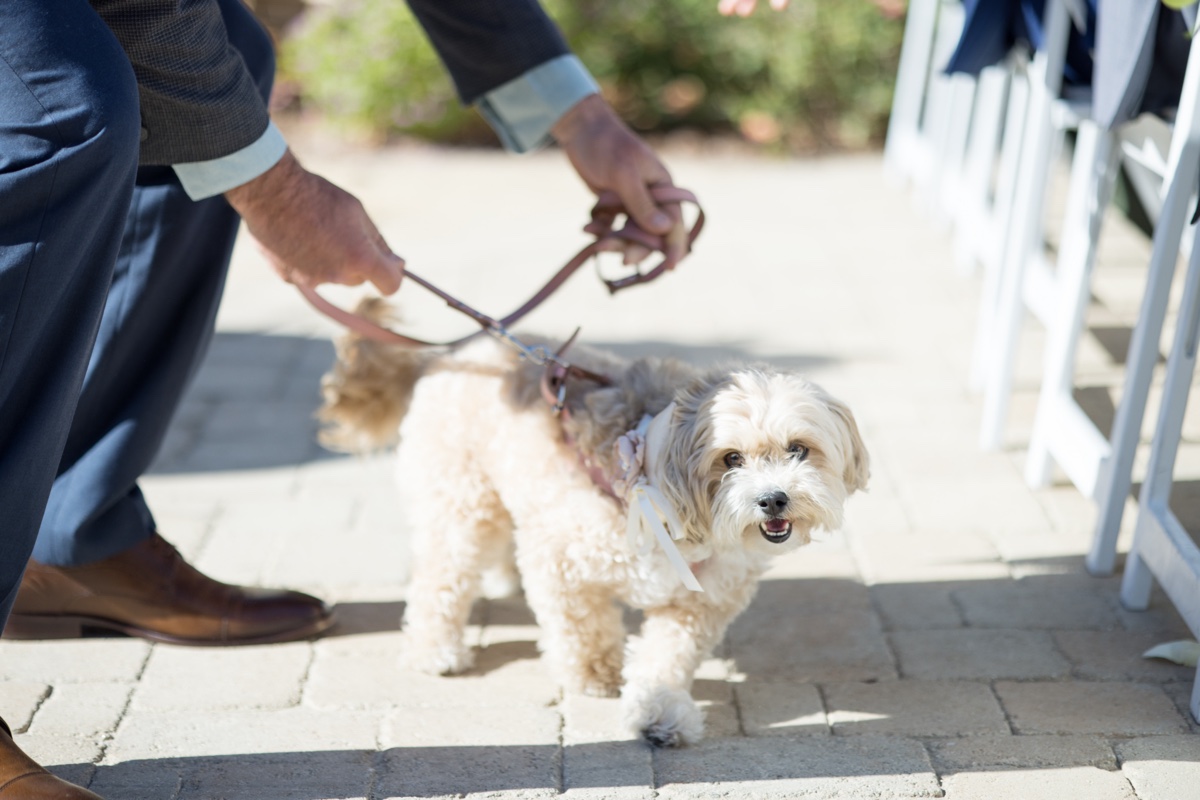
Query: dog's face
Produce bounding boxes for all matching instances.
[660,370,869,556]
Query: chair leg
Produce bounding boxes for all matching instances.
[1025,122,1119,489]
[883,0,941,183]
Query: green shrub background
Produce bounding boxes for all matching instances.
[279,0,904,151]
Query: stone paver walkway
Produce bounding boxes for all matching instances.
[3,135,1199,798]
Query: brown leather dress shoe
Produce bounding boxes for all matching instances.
[3,534,334,646]
[0,716,103,799]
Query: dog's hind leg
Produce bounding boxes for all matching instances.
[516,529,627,697]
[398,477,513,676]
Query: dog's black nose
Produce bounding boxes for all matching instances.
[756,490,789,514]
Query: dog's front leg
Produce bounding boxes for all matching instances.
[621,601,741,748]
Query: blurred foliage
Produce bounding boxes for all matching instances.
[279,0,904,151]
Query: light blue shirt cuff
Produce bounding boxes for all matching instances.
[172,121,289,200]
[476,55,600,154]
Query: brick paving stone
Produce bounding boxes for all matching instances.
[374,743,559,799]
[270,517,408,590]
[824,680,1008,736]
[726,606,896,683]
[852,538,1012,585]
[0,681,47,730]
[30,682,131,737]
[198,397,322,442]
[1160,682,1200,734]
[177,434,317,473]
[561,697,653,798]
[563,741,654,800]
[940,767,1136,799]
[734,681,828,737]
[896,481,1052,540]
[132,643,311,712]
[381,704,560,747]
[176,752,374,800]
[0,640,150,683]
[1054,630,1196,682]
[870,583,965,630]
[687,678,741,740]
[146,465,299,502]
[995,681,1189,735]
[13,733,102,773]
[1116,736,1200,800]
[953,582,1121,630]
[562,695,633,745]
[195,515,293,586]
[653,735,941,799]
[889,629,1070,680]
[186,353,291,403]
[927,735,1117,770]
[91,752,374,800]
[307,634,558,711]
[103,707,380,762]
[839,486,913,538]
[1116,590,1194,636]
[734,577,875,622]
[759,539,861,582]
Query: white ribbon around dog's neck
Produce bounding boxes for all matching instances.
[614,402,704,592]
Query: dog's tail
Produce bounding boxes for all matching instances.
[317,298,430,453]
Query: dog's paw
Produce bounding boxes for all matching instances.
[622,686,704,748]
[397,634,475,676]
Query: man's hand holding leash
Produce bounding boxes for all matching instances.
[225,148,407,295]
[551,94,688,269]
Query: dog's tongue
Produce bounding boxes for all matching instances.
[764,519,789,533]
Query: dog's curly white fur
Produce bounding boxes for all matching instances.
[319,299,869,747]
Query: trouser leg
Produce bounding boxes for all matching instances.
[34,0,277,566]
[0,0,140,618]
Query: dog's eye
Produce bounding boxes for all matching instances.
[788,442,810,461]
[723,452,744,470]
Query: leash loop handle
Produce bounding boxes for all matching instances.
[587,185,705,294]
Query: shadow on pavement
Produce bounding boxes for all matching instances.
[49,560,1198,799]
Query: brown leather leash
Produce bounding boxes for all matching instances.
[299,185,704,413]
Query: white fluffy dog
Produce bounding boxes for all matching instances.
[319,300,869,747]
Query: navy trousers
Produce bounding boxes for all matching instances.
[0,0,274,623]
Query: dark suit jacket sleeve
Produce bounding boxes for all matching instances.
[90,0,269,166]
[404,0,572,104]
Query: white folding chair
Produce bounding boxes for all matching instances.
[1027,30,1200,577]
[1119,120,1200,721]
[952,64,1014,278]
[971,0,1084,450]
[883,0,943,184]
[885,0,974,215]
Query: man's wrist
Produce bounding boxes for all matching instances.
[224,149,302,216]
[174,121,288,201]
[475,54,600,153]
[550,93,616,147]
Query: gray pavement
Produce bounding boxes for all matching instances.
[4,135,1200,798]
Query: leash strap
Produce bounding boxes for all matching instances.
[297,185,704,347]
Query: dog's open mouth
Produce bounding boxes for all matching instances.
[759,518,792,543]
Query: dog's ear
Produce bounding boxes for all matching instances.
[827,396,870,494]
